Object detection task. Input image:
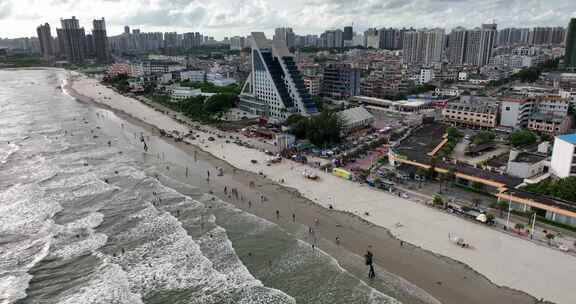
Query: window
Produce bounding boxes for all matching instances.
[505,106,510,111]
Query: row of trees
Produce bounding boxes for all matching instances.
[522,177,576,202]
[180,80,241,96]
[509,129,537,147]
[472,130,496,145]
[287,111,343,147]
[151,93,235,122]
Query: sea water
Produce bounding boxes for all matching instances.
[0,69,405,304]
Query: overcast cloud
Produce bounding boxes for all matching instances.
[0,0,575,38]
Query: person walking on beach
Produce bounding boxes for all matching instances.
[292,213,295,222]
[275,210,280,219]
[206,170,210,181]
[224,186,227,194]
[248,201,252,208]
[365,250,375,279]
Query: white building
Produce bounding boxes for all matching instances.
[337,106,375,133]
[550,134,576,178]
[506,150,548,178]
[229,36,245,50]
[206,73,236,87]
[180,70,206,82]
[500,97,533,129]
[419,68,434,85]
[130,60,185,76]
[434,87,460,97]
[458,71,468,81]
[239,32,318,121]
[166,86,216,101]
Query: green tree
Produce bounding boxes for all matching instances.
[522,176,576,202]
[472,131,496,145]
[432,195,444,207]
[509,129,537,147]
[202,94,234,114]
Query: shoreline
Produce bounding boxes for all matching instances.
[63,70,571,304]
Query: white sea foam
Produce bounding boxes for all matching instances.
[58,262,143,304]
[0,184,60,304]
[0,142,19,164]
[0,273,33,303]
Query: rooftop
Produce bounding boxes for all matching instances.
[393,123,524,188]
[557,133,576,145]
[506,188,576,213]
[513,152,546,164]
[338,106,374,126]
[529,112,565,123]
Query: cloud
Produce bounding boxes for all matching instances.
[0,0,575,38]
[0,0,13,19]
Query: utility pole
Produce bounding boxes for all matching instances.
[506,198,512,229]
[531,213,537,239]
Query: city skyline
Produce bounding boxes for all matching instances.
[0,0,575,39]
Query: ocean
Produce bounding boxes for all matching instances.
[0,69,406,304]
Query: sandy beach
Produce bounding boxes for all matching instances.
[66,71,576,304]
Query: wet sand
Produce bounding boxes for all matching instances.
[64,74,541,304]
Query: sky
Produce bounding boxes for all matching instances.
[0,0,575,39]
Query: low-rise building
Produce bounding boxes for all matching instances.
[352,96,434,113]
[131,60,186,76]
[434,87,460,97]
[506,150,548,178]
[337,106,374,133]
[165,86,216,100]
[442,97,499,128]
[527,112,571,135]
[500,97,533,129]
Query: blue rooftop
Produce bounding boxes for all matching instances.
[558,133,576,144]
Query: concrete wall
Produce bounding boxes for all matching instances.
[500,100,521,128]
[550,137,574,178]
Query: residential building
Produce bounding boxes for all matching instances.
[497,27,530,46]
[36,23,55,59]
[92,18,109,63]
[163,32,179,48]
[321,63,361,99]
[130,60,185,76]
[500,97,533,128]
[402,28,445,65]
[566,18,576,69]
[303,75,321,96]
[527,112,571,136]
[365,28,379,49]
[419,68,434,85]
[58,16,86,64]
[230,36,245,50]
[530,27,566,45]
[273,27,295,48]
[500,95,570,131]
[447,27,467,64]
[343,26,353,47]
[464,24,497,66]
[239,32,318,121]
[441,97,499,128]
[550,133,576,178]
